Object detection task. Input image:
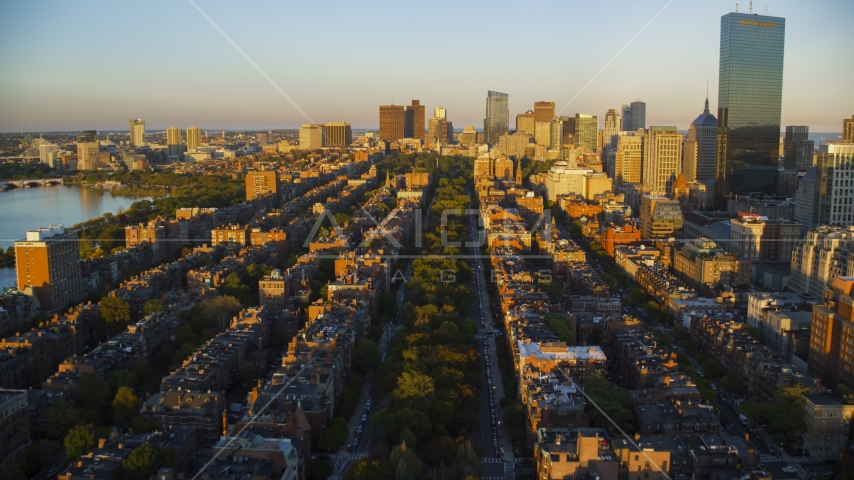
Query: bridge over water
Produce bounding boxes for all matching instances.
[1,178,64,188]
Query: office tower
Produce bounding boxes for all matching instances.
[166,126,182,161]
[379,105,405,143]
[574,114,599,153]
[639,196,684,239]
[129,119,145,147]
[299,124,323,149]
[621,105,632,132]
[559,116,575,146]
[534,101,555,123]
[428,117,451,144]
[845,115,854,142]
[629,101,646,131]
[187,126,202,150]
[246,171,281,203]
[460,126,478,146]
[434,107,446,120]
[549,117,563,152]
[404,100,425,139]
[323,122,352,147]
[614,132,643,185]
[39,143,59,166]
[603,109,621,150]
[76,130,99,171]
[483,90,509,145]
[716,11,785,205]
[516,110,535,135]
[683,97,718,183]
[256,133,268,145]
[782,126,813,171]
[806,144,854,228]
[808,276,854,388]
[14,225,83,314]
[790,225,854,299]
[534,121,551,146]
[642,126,683,197]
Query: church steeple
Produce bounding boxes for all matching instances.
[385,170,391,187]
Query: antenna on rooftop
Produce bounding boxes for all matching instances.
[749,0,753,13]
[736,2,739,12]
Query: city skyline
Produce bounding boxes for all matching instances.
[1,1,851,132]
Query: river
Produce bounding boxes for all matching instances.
[0,184,153,289]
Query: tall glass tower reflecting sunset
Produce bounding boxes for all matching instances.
[716,12,785,206]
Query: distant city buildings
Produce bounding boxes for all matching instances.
[574,114,598,153]
[75,130,99,171]
[716,12,786,205]
[129,119,145,147]
[642,126,682,197]
[299,124,323,149]
[516,110,534,136]
[186,126,202,150]
[322,122,352,147]
[246,170,280,203]
[628,100,646,131]
[166,126,182,162]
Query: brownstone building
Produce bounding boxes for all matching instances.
[809,277,854,388]
[0,389,30,459]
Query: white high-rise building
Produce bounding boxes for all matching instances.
[614,131,643,185]
[434,107,446,120]
[129,119,145,147]
[39,142,59,166]
[187,126,202,150]
[789,225,854,299]
[642,126,682,197]
[549,117,563,152]
[299,124,323,149]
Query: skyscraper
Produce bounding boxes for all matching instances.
[15,225,83,314]
[76,130,99,171]
[534,101,555,123]
[549,117,563,152]
[129,119,145,147]
[782,126,813,171]
[187,126,202,150]
[39,142,59,166]
[434,107,446,120]
[574,114,599,153]
[629,101,646,131]
[643,126,683,197]
[603,109,621,150]
[484,91,509,145]
[534,121,551,147]
[684,97,718,183]
[614,132,643,185]
[621,105,632,131]
[716,11,786,205]
[379,105,405,143]
[404,100,425,139]
[166,126,182,162]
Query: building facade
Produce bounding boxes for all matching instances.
[129,119,145,147]
[643,126,683,197]
[484,90,509,145]
[14,225,83,314]
[404,100,425,139]
[716,12,786,204]
[379,105,405,143]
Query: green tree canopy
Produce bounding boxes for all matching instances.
[121,442,177,480]
[143,299,162,316]
[100,296,131,325]
[354,339,381,373]
[112,386,139,422]
[64,424,96,459]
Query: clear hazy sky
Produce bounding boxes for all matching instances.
[1,0,851,133]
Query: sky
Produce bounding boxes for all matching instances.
[0,0,851,133]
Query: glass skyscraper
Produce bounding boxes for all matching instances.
[484,90,508,145]
[716,12,785,206]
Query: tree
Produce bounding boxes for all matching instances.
[108,369,139,393]
[394,371,435,400]
[64,424,96,459]
[44,399,80,439]
[310,459,333,480]
[143,299,162,316]
[100,296,131,326]
[389,441,421,480]
[317,417,349,452]
[582,373,634,434]
[203,295,241,328]
[121,443,177,480]
[354,339,381,373]
[113,386,139,422]
[131,416,154,434]
[79,374,110,416]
